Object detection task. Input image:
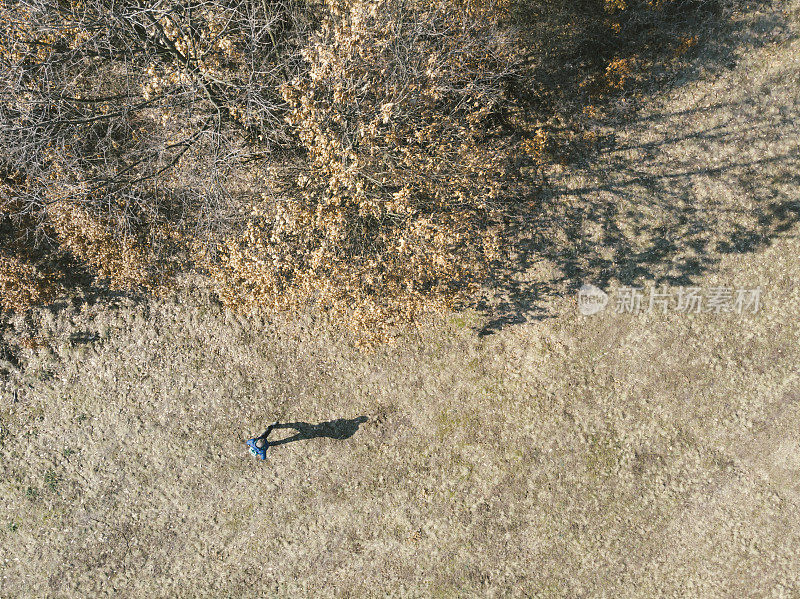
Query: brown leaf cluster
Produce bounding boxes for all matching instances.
[206,0,527,344]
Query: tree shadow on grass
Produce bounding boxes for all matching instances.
[265,416,369,448]
[475,2,800,335]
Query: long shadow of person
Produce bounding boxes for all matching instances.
[260,416,368,448]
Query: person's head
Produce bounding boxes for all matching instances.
[256,438,266,449]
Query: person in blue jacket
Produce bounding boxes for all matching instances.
[246,421,279,460]
[246,416,368,459]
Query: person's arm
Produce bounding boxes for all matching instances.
[261,420,280,439]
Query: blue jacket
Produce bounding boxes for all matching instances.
[246,437,268,460]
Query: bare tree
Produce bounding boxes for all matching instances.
[0,0,312,282]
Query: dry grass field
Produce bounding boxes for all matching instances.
[2,0,800,596]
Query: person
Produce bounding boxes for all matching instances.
[245,421,279,460]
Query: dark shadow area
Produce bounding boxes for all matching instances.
[475,0,799,335]
[0,207,150,318]
[0,335,22,376]
[68,331,100,345]
[42,285,149,315]
[264,416,369,447]
[507,0,790,124]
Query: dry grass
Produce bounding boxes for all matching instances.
[1,0,800,596]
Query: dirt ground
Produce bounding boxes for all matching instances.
[2,0,799,596]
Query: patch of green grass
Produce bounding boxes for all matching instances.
[451,316,467,329]
[449,310,483,331]
[585,431,623,479]
[479,375,505,399]
[429,586,464,599]
[44,468,60,493]
[435,409,480,442]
